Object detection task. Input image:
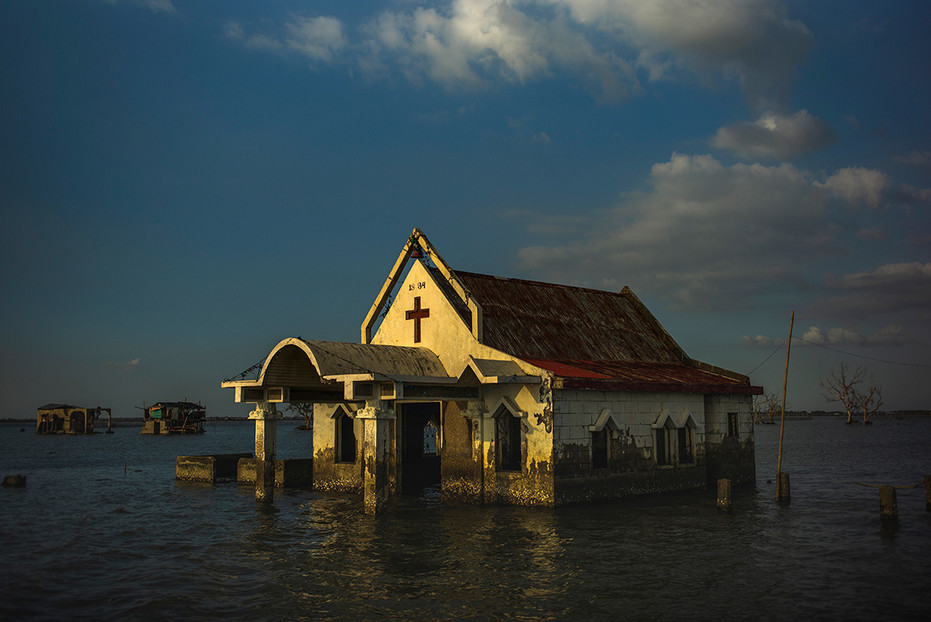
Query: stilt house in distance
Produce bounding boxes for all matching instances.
[221,229,762,513]
[141,401,206,435]
[36,404,109,434]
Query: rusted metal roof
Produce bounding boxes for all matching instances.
[454,271,685,362]
[524,359,762,395]
[453,271,759,394]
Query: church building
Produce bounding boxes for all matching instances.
[221,229,762,513]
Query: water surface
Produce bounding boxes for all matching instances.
[1,418,929,620]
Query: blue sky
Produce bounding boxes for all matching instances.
[1,0,929,419]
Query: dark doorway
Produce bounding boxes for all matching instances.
[399,402,442,495]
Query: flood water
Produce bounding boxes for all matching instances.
[1,417,929,621]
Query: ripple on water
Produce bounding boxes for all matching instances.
[1,419,930,620]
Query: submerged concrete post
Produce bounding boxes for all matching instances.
[357,400,395,514]
[717,478,732,512]
[249,402,281,503]
[879,486,898,522]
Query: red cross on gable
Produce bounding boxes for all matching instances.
[405,296,430,343]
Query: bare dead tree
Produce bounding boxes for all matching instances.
[753,393,781,424]
[856,381,883,425]
[820,363,882,424]
[286,402,314,430]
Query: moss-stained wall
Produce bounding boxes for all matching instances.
[703,394,756,486]
[440,401,483,503]
[475,385,555,507]
[552,389,719,504]
[312,403,364,494]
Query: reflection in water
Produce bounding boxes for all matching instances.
[1,419,930,620]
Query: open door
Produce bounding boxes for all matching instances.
[399,402,441,495]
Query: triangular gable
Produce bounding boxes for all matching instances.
[371,260,476,351]
[461,356,540,384]
[488,395,526,419]
[589,408,620,432]
[652,409,696,429]
[362,228,482,343]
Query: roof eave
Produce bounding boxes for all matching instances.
[556,377,764,395]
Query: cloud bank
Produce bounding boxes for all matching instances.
[225,0,813,109]
[517,153,889,310]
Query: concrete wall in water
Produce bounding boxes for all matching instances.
[236,458,314,488]
[551,390,755,504]
[176,453,251,483]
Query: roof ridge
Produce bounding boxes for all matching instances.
[453,269,627,297]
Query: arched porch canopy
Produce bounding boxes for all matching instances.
[221,337,485,404]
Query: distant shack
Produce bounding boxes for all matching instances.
[36,404,110,434]
[141,401,206,435]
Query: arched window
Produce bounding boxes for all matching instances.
[590,409,618,469]
[495,407,521,472]
[335,409,356,463]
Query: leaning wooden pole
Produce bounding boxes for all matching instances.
[775,310,794,502]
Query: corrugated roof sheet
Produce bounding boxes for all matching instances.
[453,271,759,394]
[524,359,761,394]
[454,271,683,362]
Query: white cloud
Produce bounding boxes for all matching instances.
[359,1,637,101]
[817,167,890,208]
[227,0,812,108]
[285,16,346,62]
[225,15,346,62]
[811,263,931,320]
[141,0,174,13]
[743,325,907,348]
[894,184,931,204]
[103,0,176,14]
[799,325,906,347]
[108,358,142,370]
[896,149,931,171]
[712,110,835,160]
[515,153,920,312]
[518,153,838,309]
[542,0,813,111]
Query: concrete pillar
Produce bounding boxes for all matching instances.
[462,401,488,504]
[717,478,732,512]
[248,402,281,503]
[356,400,395,514]
[879,486,898,522]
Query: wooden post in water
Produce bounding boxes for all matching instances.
[924,475,931,511]
[717,478,732,512]
[778,472,790,502]
[775,311,794,503]
[879,486,898,522]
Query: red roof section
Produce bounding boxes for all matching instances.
[523,359,761,395]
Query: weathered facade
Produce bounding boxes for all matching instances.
[221,229,761,512]
[36,404,109,434]
[141,401,206,434]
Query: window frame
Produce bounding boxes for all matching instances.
[335,408,357,464]
[726,412,739,438]
[494,407,522,472]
